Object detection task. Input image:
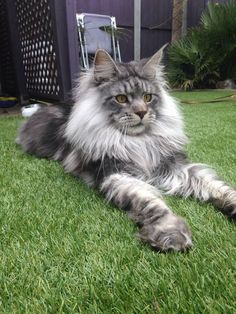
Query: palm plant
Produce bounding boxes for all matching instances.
[167,1,236,89]
[168,29,219,90]
[200,1,236,80]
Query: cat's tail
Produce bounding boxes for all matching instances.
[16,105,71,160]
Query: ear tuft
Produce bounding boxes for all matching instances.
[94,49,119,81]
[143,43,168,78]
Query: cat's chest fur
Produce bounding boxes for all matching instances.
[86,131,161,175]
[62,132,162,186]
[79,153,158,187]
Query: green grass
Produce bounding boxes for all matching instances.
[0,91,236,313]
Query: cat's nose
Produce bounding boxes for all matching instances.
[135,110,147,119]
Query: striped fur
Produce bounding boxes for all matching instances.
[17,48,236,252]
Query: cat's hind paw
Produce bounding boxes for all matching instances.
[212,196,236,221]
[223,203,236,221]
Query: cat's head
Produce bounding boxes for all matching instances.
[68,46,185,162]
[79,45,168,136]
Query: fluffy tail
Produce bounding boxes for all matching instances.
[16,106,71,160]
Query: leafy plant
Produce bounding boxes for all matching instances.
[99,25,131,41]
[168,29,220,90]
[200,1,236,80]
[167,1,236,90]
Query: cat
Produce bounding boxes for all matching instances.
[16,47,236,252]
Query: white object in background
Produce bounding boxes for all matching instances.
[21,104,41,117]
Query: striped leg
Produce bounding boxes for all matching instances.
[100,173,192,252]
[160,163,236,220]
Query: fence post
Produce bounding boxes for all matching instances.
[134,0,141,61]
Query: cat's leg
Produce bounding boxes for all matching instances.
[100,173,192,252]
[159,163,236,220]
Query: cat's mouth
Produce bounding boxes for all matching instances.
[121,121,146,135]
[115,115,148,135]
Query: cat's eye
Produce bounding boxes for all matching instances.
[143,94,152,103]
[115,94,128,104]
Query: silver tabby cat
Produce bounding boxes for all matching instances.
[17,47,236,252]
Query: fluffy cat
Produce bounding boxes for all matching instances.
[17,47,236,252]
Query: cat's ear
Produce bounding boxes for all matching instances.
[94,49,119,81]
[143,43,168,78]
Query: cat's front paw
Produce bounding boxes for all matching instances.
[139,214,192,252]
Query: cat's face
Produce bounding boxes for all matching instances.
[101,75,160,136]
[92,48,166,136]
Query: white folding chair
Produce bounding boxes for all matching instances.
[76,13,121,71]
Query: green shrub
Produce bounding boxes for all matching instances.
[201,1,236,80]
[168,1,236,90]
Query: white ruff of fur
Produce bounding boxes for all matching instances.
[65,72,187,176]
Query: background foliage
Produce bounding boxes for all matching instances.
[168,1,236,90]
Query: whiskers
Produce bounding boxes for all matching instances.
[120,124,128,137]
[113,124,127,157]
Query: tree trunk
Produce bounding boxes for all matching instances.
[171,0,188,43]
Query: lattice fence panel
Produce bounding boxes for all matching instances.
[15,0,61,97]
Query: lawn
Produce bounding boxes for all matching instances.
[0,91,236,313]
